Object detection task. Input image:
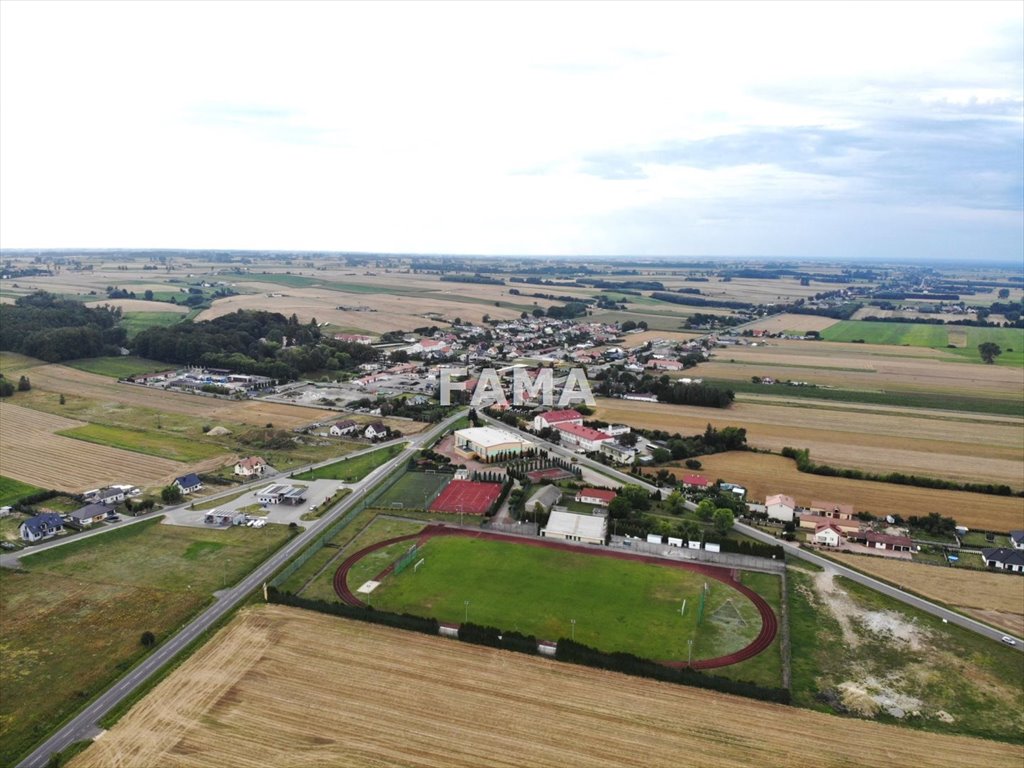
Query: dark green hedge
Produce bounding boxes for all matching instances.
[268,589,440,636]
[554,639,790,704]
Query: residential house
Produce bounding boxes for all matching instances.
[87,486,126,505]
[234,456,267,477]
[798,515,862,535]
[575,488,617,507]
[809,500,855,520]
[600,441,636,464]
[532,409,584,431]
[813,523,843,547]
[681,474,709,490]
[174,473,204,495]
[329,420,359,437]
[1010,531,1024,550]
[70,503,110,527]
[981,548,1024,574]
[20,513,64,543]
[364,422,389,440]
[765,493,796,523]
[862,531,913,552]
[646,358,684,371]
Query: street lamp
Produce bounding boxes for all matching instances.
[570,618,576,641]
[464,600,470,623]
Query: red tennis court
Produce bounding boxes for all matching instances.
[429,479,503,515]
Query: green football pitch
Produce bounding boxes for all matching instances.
[365,535,766,662]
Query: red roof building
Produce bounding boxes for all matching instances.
[575,488,618,506]
[682,474,709,488]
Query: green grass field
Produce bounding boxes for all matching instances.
[371,471,451,510]
[293,443,405,482]
[370,535,767,662]
[0,517,293,767]
[821,321,1024,366]
[64,356,172,379]
[0,476,44,506]
[786,566,1024,743]
[119,311,186,338]
[57,423,229,463]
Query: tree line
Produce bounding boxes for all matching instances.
[0,291,125,361]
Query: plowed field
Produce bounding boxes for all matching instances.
[70,605,1022,768]
[0,402,186,491]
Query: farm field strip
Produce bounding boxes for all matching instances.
[0,402,187,492]
[69,605,1024,768]
[675,452,1024,533]
[594,398,1023,486]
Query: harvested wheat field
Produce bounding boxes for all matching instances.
[672,452,1024,533]
[0,402,186,491]
[595,398,1023,487]
[22,364,328,428]
[618,330,703,348]
[84,299,190,314]
[828,553,1024,636]
[701,340,1023,398]
[742,313,841,334]
[70,605,1021,768]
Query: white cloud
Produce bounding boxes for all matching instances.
[1,0,1020,257]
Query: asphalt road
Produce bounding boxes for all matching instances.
[734,520,1024,649]
[16,410,466,768]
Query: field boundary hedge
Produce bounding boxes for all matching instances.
[780,447,1020,497]
[266,591,790,705]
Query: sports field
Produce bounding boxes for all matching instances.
[347,532,771,664]
[429,479,503,514]
[372,471,451,510]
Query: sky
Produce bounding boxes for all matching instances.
[1,0,1021,260]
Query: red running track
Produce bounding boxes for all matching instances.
[332,525,778,670]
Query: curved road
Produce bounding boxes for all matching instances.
[15,410,467,768]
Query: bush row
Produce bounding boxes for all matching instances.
[554,639,790,704]
[780,447,1017,497]
[458,622,539,655]
[268,590,440,636]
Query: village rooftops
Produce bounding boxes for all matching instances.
[553,422,611,441]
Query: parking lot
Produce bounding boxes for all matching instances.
[163,479,345,528]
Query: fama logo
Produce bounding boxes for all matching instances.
[439,367,596,408]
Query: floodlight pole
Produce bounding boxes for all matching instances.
[688,639,693,665]
[571,618,576,641]
[464,599,470,623]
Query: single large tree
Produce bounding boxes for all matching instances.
[978,342,1002,364]
[713,508,735,535]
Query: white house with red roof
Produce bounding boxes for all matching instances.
[765,493,796,523]
[533,409,584,431]
[554,422,613,452]
[681,474,709,489]
[575,488,617,506]
[408,338,451,356]
[813,523,844,547]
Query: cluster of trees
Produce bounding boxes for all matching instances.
[0,291,126,362]
[907,512,958,537]
[650,292,755,311]
[439,274,505,285]
[131,310,378,381]
[781,447,1016,496]
[650,379,735,408]
[683,312,744,329]
[543,301,589,320]
[0,373,29,397]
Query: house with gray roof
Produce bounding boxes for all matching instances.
[20,513,65,543]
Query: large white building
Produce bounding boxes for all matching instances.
[542,509,607,545]
[554,422,612,452]
[454,426,533,461]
